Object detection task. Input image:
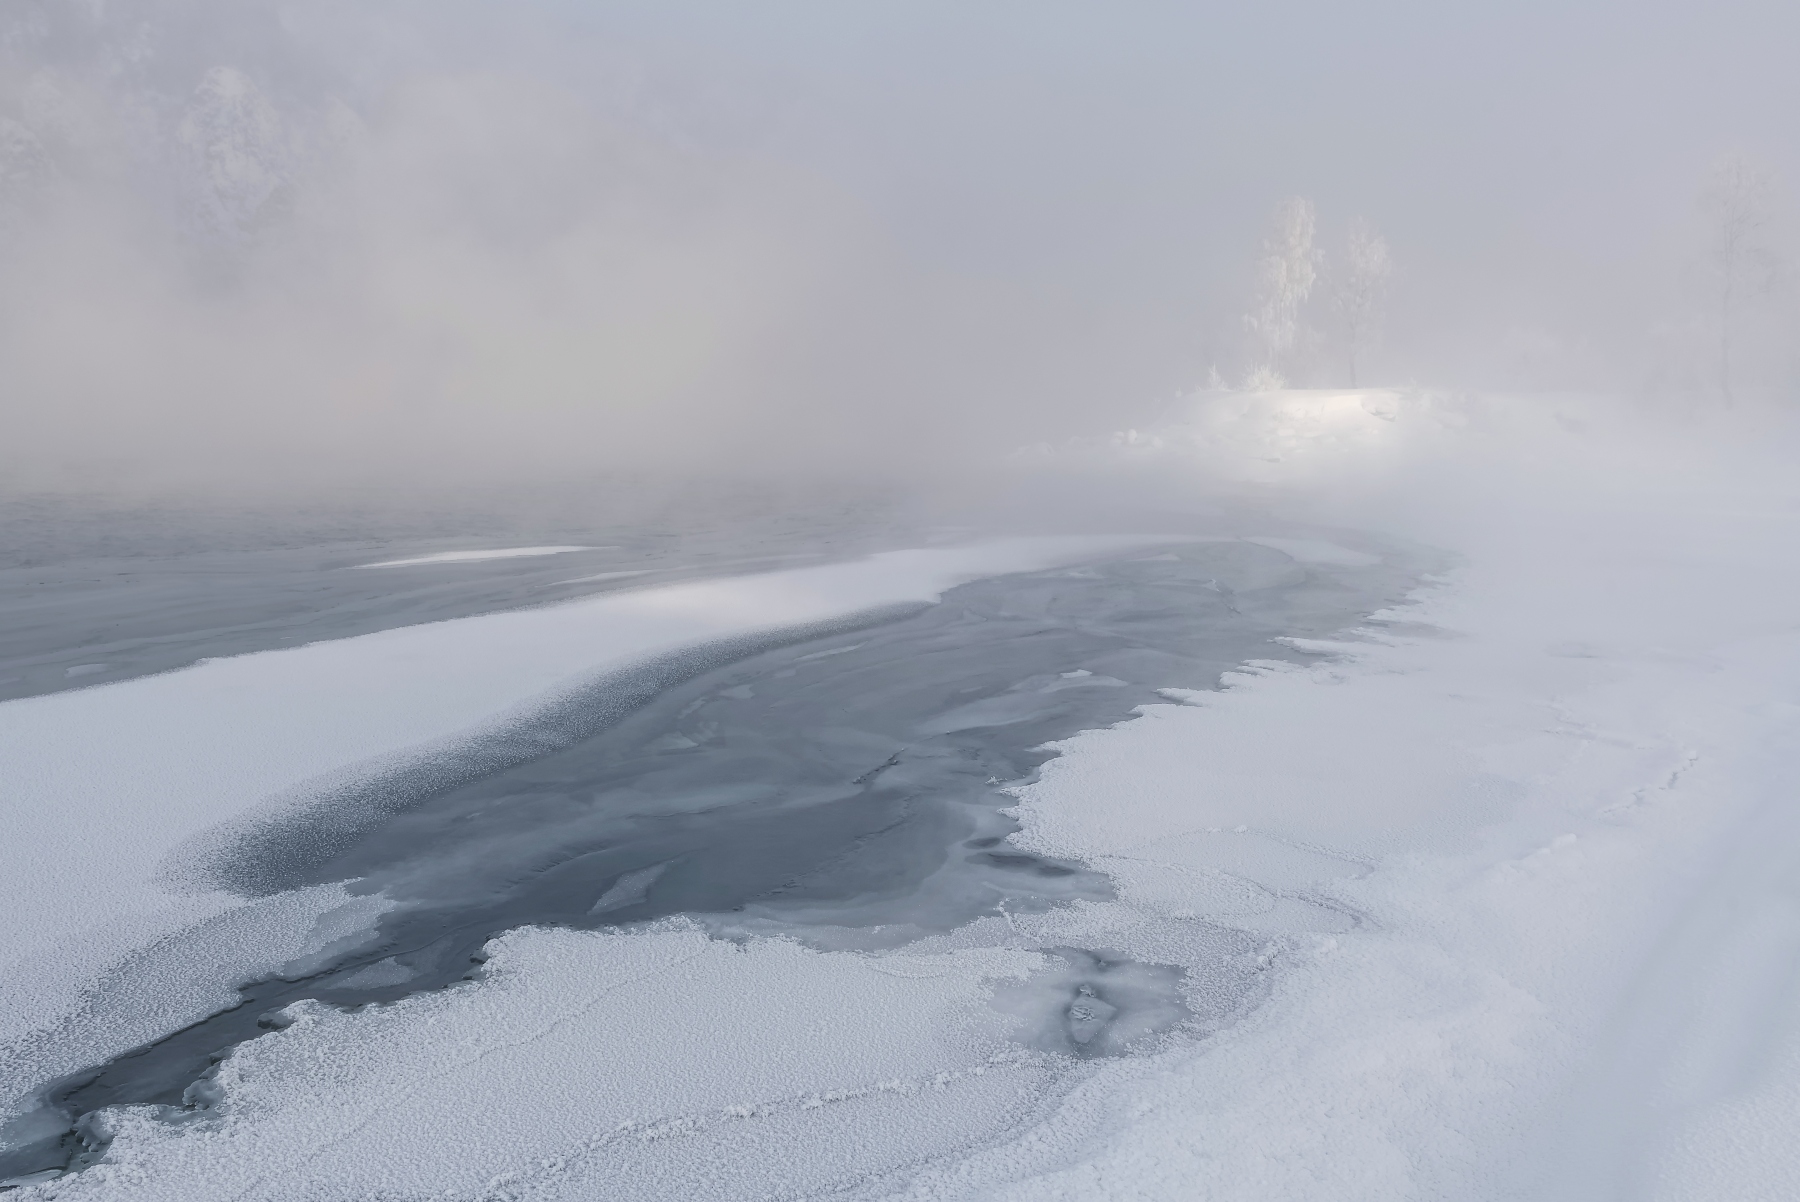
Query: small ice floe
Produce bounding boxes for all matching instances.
[797,643,866,662]
[353,546,596,569]
[330,957,419,990]
[590,863,672,916]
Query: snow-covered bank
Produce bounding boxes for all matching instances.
[0,536,1163,1153]
[10,392,1800,1199]
[892,391,1800,1199]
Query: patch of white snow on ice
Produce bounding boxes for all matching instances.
[353,546,596,568]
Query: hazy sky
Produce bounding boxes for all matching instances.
[1,0,1794,493]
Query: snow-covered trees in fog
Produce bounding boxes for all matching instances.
[1699,155,1783,405]
[1331,217,1392,387]
[176,67,300,244]
[1243,197,1319,389]
[1240,200,1394,390]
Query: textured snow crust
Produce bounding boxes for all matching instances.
[50,928,1056,1202]
[13,393,1800,1200]
[884,393,1800,1200]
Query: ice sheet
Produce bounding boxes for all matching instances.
[0,537,1165,1132]
[16,394,1800,1199]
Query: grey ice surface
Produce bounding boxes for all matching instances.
[0,488,917,703]
[0,501,1437,1184]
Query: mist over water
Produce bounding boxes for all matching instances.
[3,0,1795,500]
[5,8,1800,1195]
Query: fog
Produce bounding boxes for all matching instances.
[1,0,1795,498]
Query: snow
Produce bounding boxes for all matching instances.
[0,536,1164,1143]
[352,546,596,567]
[47,926,1054,1201]
[879,392,1800,1200]
[11,391,1800,1199]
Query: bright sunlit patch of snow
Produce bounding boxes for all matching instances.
[352,546,596,567]
[1109,388,1419,480]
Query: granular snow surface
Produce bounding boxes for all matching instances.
[8,392,1800,1200]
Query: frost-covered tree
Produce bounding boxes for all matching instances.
[178,67,294,243]
[1243,196,1319,389]
[1699,155,1782,405]
[1331,217,1391,387]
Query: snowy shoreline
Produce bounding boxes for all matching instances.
[8,393,1800,1199]
[0,535,1195,1185]
[927,392,1800,1199]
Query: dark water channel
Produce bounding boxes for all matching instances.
[1,536,1423,1183]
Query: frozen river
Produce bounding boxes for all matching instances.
[8,416,1798,1202]
[0,509,1426,1189]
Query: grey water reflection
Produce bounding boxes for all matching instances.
[8,535,1424,1182]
